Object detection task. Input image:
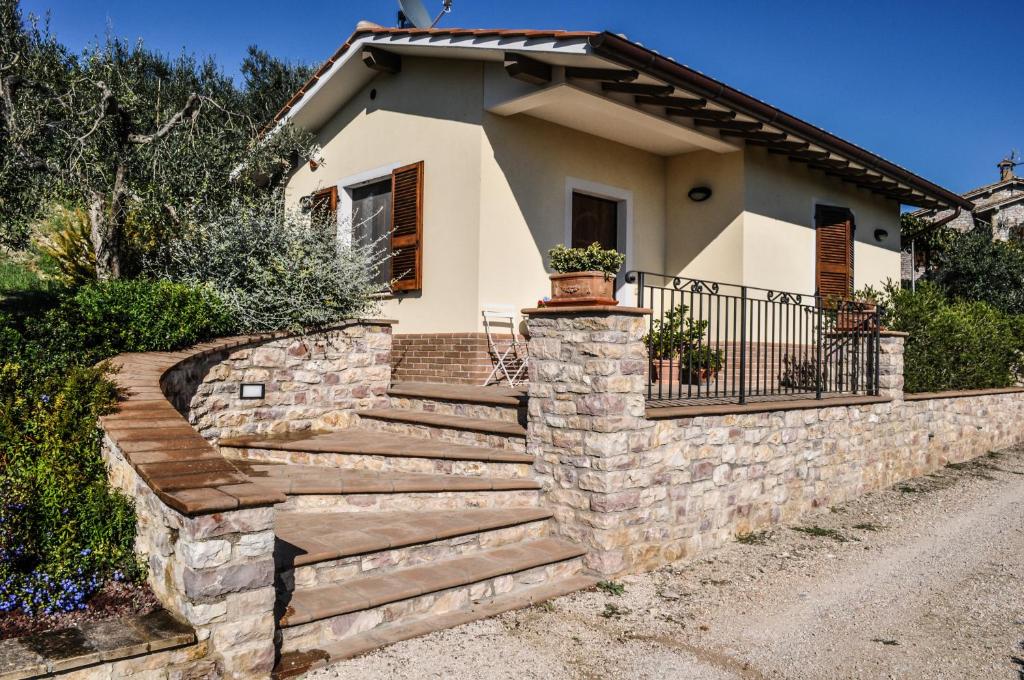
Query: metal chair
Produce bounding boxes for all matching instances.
[482,306,528,387]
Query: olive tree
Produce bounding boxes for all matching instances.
[0,0,313,278]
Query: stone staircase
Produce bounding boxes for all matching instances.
[218,382,595,678]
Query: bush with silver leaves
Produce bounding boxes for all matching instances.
[154,195,390,332]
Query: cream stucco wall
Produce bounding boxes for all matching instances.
[284,55,902,334]
[285,57,485,333]
[742,146,901,295]
[665,150,746,285]
[477,60,667,320]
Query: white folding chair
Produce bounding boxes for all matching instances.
[482,306,528,387]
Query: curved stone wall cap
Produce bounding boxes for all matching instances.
[878,330,909,338]
[521,305,652,316]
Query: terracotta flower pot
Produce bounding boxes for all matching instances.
[547,271,618,307]
[836,302,878,332]
[650,358,679,385]
[686,367,719,384]
[649,360,719,386]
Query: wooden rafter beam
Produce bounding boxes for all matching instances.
[362,46,401,74]
[601,81,674,96]
[633,94,706,109]
[693,118,763,132]
[720,129,788,143]
[565,66,638,82]
[504,52,551,85]
[665,107,735,121]
[746,139,810,152]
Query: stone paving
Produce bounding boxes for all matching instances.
[0,608,195,679]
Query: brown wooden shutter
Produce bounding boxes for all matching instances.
[815,205,854,299]
[310,187,338,228]
[390,161,424,292]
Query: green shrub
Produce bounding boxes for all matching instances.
[547,242,625,277]
[154,197,385,332]
[27,279,236,369]
[925,226,1024,315]
[879,282,1023,392]
[0,278,238,615]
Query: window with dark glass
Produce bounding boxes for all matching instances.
[351,179,393,286]
[571,192,618,251]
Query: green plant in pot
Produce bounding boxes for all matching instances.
[683,345,725,384]
[546,242,625,307]
[644,304,724,384]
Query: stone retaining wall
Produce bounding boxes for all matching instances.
[99,321,395,679]
[166,322,393,441]
[103,437,277,679]
[525,307,1024,576]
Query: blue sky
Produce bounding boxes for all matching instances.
[20,0,1024,195]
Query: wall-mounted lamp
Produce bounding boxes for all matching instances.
[239,383,266,400]
[873,229,888,242]
[688,186,712,202]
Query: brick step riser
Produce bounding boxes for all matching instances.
[278,557,584,654]
[355,417,527,453]
[276,489,541,514]
[387,396,525,426]
[277,519,552,592]
[222,446,533,478]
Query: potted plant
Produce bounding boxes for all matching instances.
[683,345,725,384]
[832,285,881,333]
[546,242,625,307]
[644,305,724,384]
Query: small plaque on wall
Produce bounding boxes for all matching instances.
[239,383,265,400]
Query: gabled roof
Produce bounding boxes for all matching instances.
[908,175,1023,218]
[270,26,971,212]
[268,27,597,128]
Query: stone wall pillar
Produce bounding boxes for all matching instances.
[524,305,654,576]
[105,440,277,679]
[878,331,907,401]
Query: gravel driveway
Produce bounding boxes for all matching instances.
[310,446,1024,680]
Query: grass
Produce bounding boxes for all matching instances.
[792,526,853,542]
[596,580,625,596]
[736,530,774,545]
[601,603,629,619]
[852,522,886,532]
[0,254,47,293]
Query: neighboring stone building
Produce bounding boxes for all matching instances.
[902,154,1024,283]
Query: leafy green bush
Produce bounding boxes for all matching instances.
[0,278,237,615]
[879,282,1023,392]
[547,242,625,277]
[925,226,1024,315]
[25,279,236,370]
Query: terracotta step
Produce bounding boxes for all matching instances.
[276,508,554,589]
[220,429,530,463]
[388,382,526,407]
[357,409,527,438]
[234,460,539,495]
[273,574,597,678]
[279,537,585,628]
[221,429,533,479]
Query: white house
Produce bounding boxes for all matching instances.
[273,24,969,383]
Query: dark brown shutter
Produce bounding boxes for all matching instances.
[815,205,854,299]
[309,187,338,228]
[390,161,424,292]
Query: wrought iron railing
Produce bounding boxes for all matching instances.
[625,271,881,405]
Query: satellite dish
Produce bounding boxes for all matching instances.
[397,0,452,29]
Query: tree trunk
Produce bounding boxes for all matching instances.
[88,162,129,280]
[88,193,124,280]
